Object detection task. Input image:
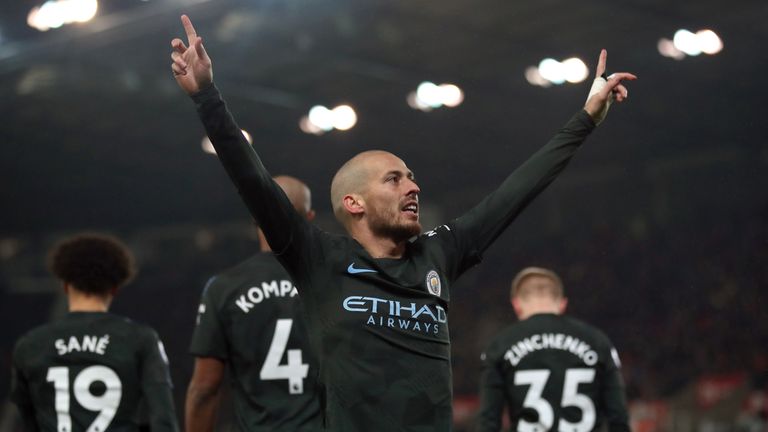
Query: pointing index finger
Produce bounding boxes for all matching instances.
[181,14,197,46]
[595,49,607,79]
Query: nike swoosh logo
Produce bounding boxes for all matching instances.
[347,263,378,274]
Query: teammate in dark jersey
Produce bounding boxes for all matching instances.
[170,15,635,431]
[185,176,322,432]
[11,234,178,432]
[478,267,630,431]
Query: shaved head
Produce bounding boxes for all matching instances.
[274,175,312,215]
[510,267,568,320]
[511,267,565,301]
[331,150,398,224]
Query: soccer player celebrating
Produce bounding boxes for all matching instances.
[185,176,321,432]
[478,267,629,431]
[170,14,635,430]
[11,234,178,432]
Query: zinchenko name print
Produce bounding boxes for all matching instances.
[504,333,599,366]
[235,279,299,313]
[343,296,447,335]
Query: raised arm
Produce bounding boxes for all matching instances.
[450,50,636,272]
[171,15,311,260]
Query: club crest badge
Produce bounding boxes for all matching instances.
[425,270,441,296]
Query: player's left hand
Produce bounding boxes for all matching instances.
[584,49,637,125]
[170,14,212,95]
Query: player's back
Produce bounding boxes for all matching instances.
[481,313,626,432]
[12,312,174,432]
[191,252,321,431]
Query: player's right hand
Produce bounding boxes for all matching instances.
[583,49,636,125]
[171,14,212,95]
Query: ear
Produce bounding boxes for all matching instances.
[558,297,568,315]
[511,297,524,319]
[342,194,365,216]
[305,209,317,222]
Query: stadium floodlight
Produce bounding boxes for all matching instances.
[527,57,589,87]
[697,29,723,55]
[28,0,98,32]
[202,129,252,154]
[657,38,685,60]
[525,66,551,87]
[301,104,357,135]
[308,105,334,132]
[661,28,723,59]
[408,82,465,111]
[673,29,702,56]
[331,105,357,131]
[416,82,443,109]
[299,116,324,135]
[562,58,589,84]
[538,58,565,85]
[439,84,464,108]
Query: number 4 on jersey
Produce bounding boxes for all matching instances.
[259,319,309,394]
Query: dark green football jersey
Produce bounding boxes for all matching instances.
[191,84,595,431]
[11,312,178,432]
[478,314,629,432]
[190,252,321,431]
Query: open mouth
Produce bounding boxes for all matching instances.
[401,202,419,215]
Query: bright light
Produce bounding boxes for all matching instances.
[408,81,465,111]
[439,84,464,107]
[202,129,252,154]
[657,38,685,60]
[662,28,723,59]
[73,0,98,22]
[27,0,98,32]
[538,58,565,84]
[527,56,589,87]
[407,91,432,111]
[697,29,723,54]
[299,116,324,135]
[301,104,358,135]
[331,105,357,131]
[416,82,443,108]
[525,66,551,87]
[562,57,589,83]
[308,105,334,132]
[673,29,702,56]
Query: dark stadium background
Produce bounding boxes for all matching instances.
[1,0,766,429]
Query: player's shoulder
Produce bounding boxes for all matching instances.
[405,224,457,257]
[95,313,160,343]
[559,315,614,346]
[417,224,456,243]
[484,322,524,357]
[13,314,155,356]
[225,252,281,276]
[206,253,284,288]
[13,322,56,356]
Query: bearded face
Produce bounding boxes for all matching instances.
[362,159,421,242]
[366,192,421,241]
